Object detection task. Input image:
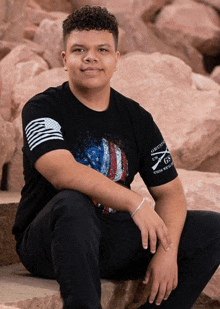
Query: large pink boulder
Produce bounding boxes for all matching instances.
[0,44,49,119]
[71,0,133,11]
[27,7,68,27]
[133,0,173,23]
[33,19,64,68]
[194,0,220,11]
[111,52,220,172]
[32,0,73,12]
[210,66,220,85]
[0,0,28,42]
[155,0,220,56]
[115,12,206,75]
[12,68,68,117]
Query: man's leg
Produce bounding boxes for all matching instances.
[138,211,220,309]
[17,190,102,309]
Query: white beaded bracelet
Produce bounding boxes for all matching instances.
[131,198,146,218]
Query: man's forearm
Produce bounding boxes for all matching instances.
[150,178,187,253]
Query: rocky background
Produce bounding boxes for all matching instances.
[1,0,220,305]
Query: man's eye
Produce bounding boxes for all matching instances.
[99,48,108,52]
[73,49,84,53]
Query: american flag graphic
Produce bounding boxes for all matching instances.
[25,117,64,151]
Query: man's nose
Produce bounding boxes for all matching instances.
[83,50,98,62]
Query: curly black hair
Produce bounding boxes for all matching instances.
[63,6,119,50]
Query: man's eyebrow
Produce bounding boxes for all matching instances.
[70,43,112,48]
[70,44,85,48]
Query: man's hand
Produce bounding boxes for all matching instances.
[143,246,178,306]
[132,201,171,254]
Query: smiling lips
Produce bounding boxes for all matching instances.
[81,67,102,72]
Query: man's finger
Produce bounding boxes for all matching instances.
[155,283,167,306]
[163,282,173,301]
[157,226,171,252]
[143,270,150,284]
[149,281,159,304]
[149,230,157,254]
[141,230,149,250]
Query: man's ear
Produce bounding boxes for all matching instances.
[61,51,67,71]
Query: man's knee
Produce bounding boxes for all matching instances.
[51,189,93,215]
[49,189,99,232]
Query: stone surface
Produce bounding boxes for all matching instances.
[33,19,64,68]
[12,68,68,117]
[0,305,18,309]
[133,0,173,23]
[0,115,16,184]
[111,52,220,172]
[155,0,220,56]
[0,263,216,309]
[7,117,24,192]
[192,72,220,91]
[0,41,17,62]
[71,0,134,11]
[194,0,220,11]
[0,0,28,42]
[26,6,68,26]
[116,12,206,74]
[211,65,220,84]
[0,44,49,113]
[32,0,72,12]
[0,192,21,266]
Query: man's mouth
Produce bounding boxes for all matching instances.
[81,67,102,72]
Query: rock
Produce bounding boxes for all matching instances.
[155,0,220,56]
[71,0,134,11]
[131,168,220,303]
[0,306,19,309]
[0,40,18,61]
[111,52,220,171]
[0,192,21,266]
[12,68,68,118]
[194,0,220,11]
[192,72,220,91]
[33,19,64,68]
[32,0,73,12]
[133,0,173,23]
[210,66,220,84]
[23,21,39,41]
[7,117,24,192]
[27,6,68,26]
[116,12,206,74]
[0,115,16,183]
[0,44,48,114]
[0,0,28,42]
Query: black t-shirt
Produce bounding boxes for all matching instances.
[12,82,177,241]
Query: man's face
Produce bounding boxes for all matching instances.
[62,30,120,92]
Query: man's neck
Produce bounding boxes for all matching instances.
[69,82,111,112]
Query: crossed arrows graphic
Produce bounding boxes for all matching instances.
[151,147,170,171]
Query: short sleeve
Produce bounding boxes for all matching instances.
[137,106,178,187]
[22,91,68,165]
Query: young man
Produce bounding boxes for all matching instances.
[13,6,220,309]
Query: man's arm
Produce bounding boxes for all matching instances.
[143,177,187,306]
[35,148,171,253]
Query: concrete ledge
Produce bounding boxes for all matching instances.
[0,264,219,309]
[0,192,21,266]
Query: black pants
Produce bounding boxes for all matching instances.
[17,190,220,309]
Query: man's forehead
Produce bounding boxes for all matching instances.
[66,29,115,45]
